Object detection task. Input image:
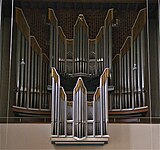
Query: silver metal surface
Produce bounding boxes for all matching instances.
[15,29,21,106]
[51,68,109,144]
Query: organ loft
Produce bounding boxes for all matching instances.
[0,0,159,145]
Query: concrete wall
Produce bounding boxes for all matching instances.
[0,123,160,150]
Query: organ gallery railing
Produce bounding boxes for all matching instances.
[51,67,110,144]
[48,8,113,76]
[12,8,50,114]
[110,8,148,113]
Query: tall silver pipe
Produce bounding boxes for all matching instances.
[57,81,60,136]
[45,63,48,108]
[54,81,58,135]
[109,25,112,69]
[131,37,135,109]
[20,35,25,107]
[104,79,108,132]
[37,56,40,109]
[50,24,53,67]
[121,57,124,109]
[51,77,55,134]
[137,35,141,107]
[127,51,131,108]
[15,29,21,106]
[140,29,145,106]
[30,50,34,108]
[34,53,37,108]
[93,100,95,137]
[133,40,137,107]
[100,86,103,136]
[24,40,28,107]
[78,89,81,137]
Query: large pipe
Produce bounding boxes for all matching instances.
[50,24,53,67]
[137,35,141,107]
[34,53,37,108]
[37,55,40,108]
[127,51,131,108]
[124,54,127,108]
[15,29,21,106]
[51,77,55,134]
[30,50,34,108]
[133,40,137,108]
[109,25,112,69]
[20,35,25,107]
[140,28,145,106]
[24,39,28,108]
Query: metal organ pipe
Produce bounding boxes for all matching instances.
[51,68,110,144]
[110,8,148,113]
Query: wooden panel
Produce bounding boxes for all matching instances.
[132,8,147,41]
[109,106,148,115]
[94,87,100,101]
[60,87,66,100]
[48,8,58,25]
[100,68,110,86]
[120,36,131,56]
[42,53,49,63]
[16,7,30,40]
[51,67,59,83]
[30,36,42,55]
[104,8,114,26]
[112,54,120,63]
[58,26,66,40]
[96,26,104,42]
[12,106,51,115]
[74,78,86,94]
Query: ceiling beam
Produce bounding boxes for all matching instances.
[16,0,147,4]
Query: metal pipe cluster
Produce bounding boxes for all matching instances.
[51,67,110,141]
[48,9,113,76]
[14,8,50,111]
[110,8,147,111]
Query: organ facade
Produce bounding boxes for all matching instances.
[0,0,160,146]
[48,8,113,76]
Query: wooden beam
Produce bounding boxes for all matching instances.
[16,7,30,41]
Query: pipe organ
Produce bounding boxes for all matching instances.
[110,8,148,113]
[48,8,113,76]
[51,67,110,144]
[10,6,150,124]
[12,8,51,115]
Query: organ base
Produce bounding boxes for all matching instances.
[51,136,109,145]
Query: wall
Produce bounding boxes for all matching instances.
[0,17,10,118]
[0,123,160,150]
